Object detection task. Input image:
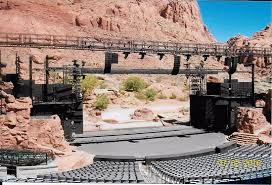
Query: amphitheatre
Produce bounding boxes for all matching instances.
[0,0,271,184]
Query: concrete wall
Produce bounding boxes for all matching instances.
[16,163,58,178]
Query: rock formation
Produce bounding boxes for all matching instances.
[0,0,216,82]
[0,90,72,156]
[0,0,214,42]
[235,107,272,143]
[131,107,157,121]
[228,24,272,68]
[148,83,187,99]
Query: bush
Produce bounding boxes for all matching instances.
[183,82,190,91]
[122,76,147,92]
[93,95,109,110]
[178,95,189,101]
[170,94,177,99]
[144,88,157,101]
[81,75,99,97]
[158,93,167,99]
[135,91,146,100]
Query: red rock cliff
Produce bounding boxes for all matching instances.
[0,0,214,43]
[228,24,272,68]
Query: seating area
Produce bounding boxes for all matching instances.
[147,144,271,184]
[2,161,145,183]
[1,144,271,184]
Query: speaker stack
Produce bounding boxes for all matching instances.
[104,52,118,74]
[171,55,181,75]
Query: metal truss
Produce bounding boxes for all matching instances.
[0,33,271,57]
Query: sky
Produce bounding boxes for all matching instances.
[198,0,272,42]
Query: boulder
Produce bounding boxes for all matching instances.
[235,107,272,143]
[0,82,14,92]
[0,90,72,156]
[131,108,156,121]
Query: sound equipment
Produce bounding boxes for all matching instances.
[104,52,118,73]
[171,55,181,75]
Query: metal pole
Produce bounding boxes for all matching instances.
[252,64,255,106]
[228,72,232,96]
[228,71,232,132]
[29,56,33,100]
[0,50,2,79]
[44,55,49,102]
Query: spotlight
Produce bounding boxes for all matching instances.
[123,52,130,59]
[184,54,191,61]
[203,55,209,61]
[139,52,146,59]
[158,53,165,60]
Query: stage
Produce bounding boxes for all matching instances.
[76,126,228,159]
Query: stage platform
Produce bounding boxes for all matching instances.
[75,126,228,160]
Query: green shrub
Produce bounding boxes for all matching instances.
[144,88,157,101]
[170,94,177,99]
[135,91,146,100]
[183,82,190,91]
[158,93,167,99]
[81,75,99,97]
[135,89,157,101]
[122,76,147,92]
[178,95,189,101]
[93,95,109,110]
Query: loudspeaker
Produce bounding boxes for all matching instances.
[111,53,119,64]
[224,57,238,74]
[171,55,181,75]
[104,52,113,73]
[229,57,238,74]
[224,57,231,66]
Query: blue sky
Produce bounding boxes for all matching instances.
[198,1,272,42]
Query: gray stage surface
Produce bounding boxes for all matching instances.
[78,132,227,159]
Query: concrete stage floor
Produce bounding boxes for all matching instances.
[78,132,227,159]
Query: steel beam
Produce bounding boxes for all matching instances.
[0,32,271,57]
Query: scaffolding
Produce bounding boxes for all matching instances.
[0,32,270,57]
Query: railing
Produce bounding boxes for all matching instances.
[0,148,54,167]
[0,32,271,57]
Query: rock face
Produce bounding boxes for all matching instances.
[55,150,94,171]
[235,107,272,143]
[0,82,14,92]
[0,0,214,43]
[0,90,71,155]
[148,83,187,100]
[0,0,216,82]
[228,24,272,68]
